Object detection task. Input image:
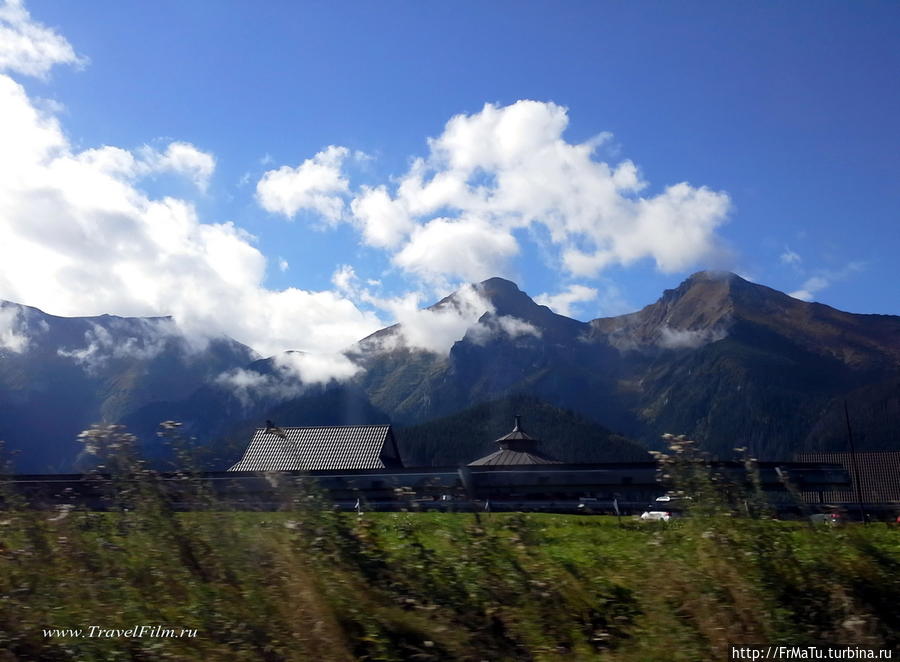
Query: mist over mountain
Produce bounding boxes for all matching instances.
[0,300,256,472]
[2,271,898,472]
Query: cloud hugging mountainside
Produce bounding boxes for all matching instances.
[1,271,899,472]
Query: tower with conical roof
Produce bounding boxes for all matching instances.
[468,416,562,466]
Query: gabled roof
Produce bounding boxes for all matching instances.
[229,424,401,472]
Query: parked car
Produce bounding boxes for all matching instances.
[640,495,688,522]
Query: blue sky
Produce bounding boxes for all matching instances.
[1,0,898,358]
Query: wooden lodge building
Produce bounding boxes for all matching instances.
[213,416,856,515]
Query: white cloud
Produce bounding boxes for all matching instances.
[789,276,828,302]
[57,319,177,373]
[535,284,598,317]
[275,350,361,384]
[51,139,215,190]
[393,217,519,284]
[278,257,289,272]
[0,73,383,358]
[349,185,414,248]
[0,0,86,78]
[780,248,802,266]
[788,262,864,302]
[257,101,731,285]
[468,314,541,345]
[0,304,29,352]
[139,141,215,191]
[331,264,359,296]
[215,367,280,407]
[365,284,493,355]
[536,280,635,319]
[216,350,361,407]
[657,326,726,349]
[365,101,729,281]
[256,145,350,221]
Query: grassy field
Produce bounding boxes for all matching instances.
[2,429,899,660]
[2,503,900,661]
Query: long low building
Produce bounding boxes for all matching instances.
[794,451,900,517]
[0,419,861,514]
[3,459,851,514]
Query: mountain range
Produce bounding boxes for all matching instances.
[1,271,898,472]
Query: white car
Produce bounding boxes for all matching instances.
[640,495,685,522]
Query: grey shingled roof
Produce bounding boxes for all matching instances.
[794,451,900,504]
[469,449,563,466]
[229,425,400,472]
[469,416,562,466]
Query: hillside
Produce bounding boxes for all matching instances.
[396,394,650,467]
[353,272,900,459]
[0,300,256,472]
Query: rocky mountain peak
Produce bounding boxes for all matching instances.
[476,277,545,318]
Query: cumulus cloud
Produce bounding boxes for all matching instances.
[0,73,383,358]
[256,145,351,221]
[349,185,414,248]
[0,0,86,78]
[535,284,598,318]
[393,217,519,284]
[331,264,358,295]
[139,142,215,191]
[259,101,731,285]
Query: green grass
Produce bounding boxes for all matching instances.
[2,504,900,661]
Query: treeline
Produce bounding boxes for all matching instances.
[396,394,650,466]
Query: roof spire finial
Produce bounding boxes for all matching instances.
[513,415,522,432]
[265,419,286,439]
